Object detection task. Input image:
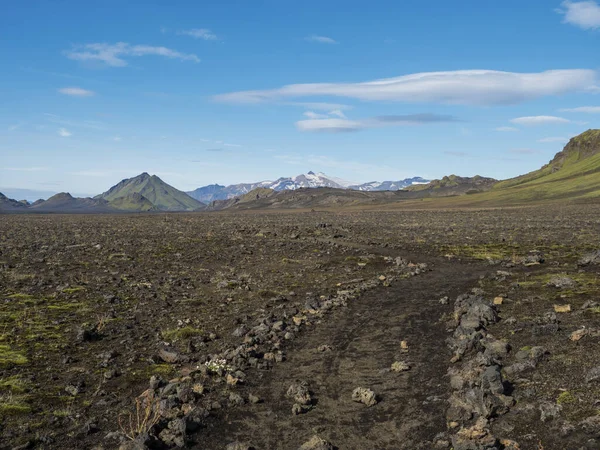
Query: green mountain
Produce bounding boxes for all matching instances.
[96,173,205,211]
[108,192,158,211]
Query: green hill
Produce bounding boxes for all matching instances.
[406,174,497,196]
[96,173,205,211]
[396,129,600,208]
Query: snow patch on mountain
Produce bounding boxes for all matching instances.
[187,172,429,203]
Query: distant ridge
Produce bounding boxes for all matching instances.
[187,172,429,202]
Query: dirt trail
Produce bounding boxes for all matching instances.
[198,257,490,449]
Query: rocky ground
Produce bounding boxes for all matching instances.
[1,205,600,449]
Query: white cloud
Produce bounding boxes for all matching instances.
[495,126,519,132]
[329,109,347,118]
[7,124,21,131]
[305,35,337,44]
[179,28,218,40]
[557,1,600,30]
[58,128,72,137]
[296,113,460,133]
[65,42,200,67]
[113,136,122,142]
[303,111,330,119]
[58,87,95,97]
[286,102,352,111]
[537,136,570,143]
[510,116,571,126]
[560,106,600,113]
[223,143,242,148]
[215,69,598,106]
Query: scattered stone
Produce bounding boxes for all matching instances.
[77,325,101,342]
[351,387,378,407]
[286,381,312,405]
[439,296,449,305]
[554,304,571,313]
[400,340,409,351]
[248,393,261,404]
[226,442,253,450]
[391,361,410,372]
[158,348,180,364]
[493,297,503,305]
[585,366,600,383]
[540,402,562,422]
[292,403,312,415]
[298,435,334,450]
[226,374,240,386]
[548,276,576,289]
[571,328,588,341]
[578,250,600,266]
[229,392,245,406]
[317,344,333,352]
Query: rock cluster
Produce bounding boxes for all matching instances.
[445,292,515,450]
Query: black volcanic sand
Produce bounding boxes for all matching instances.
[1,205,600,449]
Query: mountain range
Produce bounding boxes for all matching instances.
[186,172,429,203]
[0,173,205,213]
[3,129,600,212]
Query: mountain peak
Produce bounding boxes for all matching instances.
[548,129,600,172]
[307,171,315,175]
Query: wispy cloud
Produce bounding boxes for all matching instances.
[223,143,242,148]
[206,148,224,152]
[3,167,49,172]
[215,69,598,106]
[537,136,570,143]
[58,128,72,137]
[58,87,95,97]
[7,123,22,131]
[44,113,105,130]
[557,1,600,30]
[444,151,471,157]
[305,35,338,44]
[559,106,600,113]
[509,148,541,154]
[296,113,460,133]
[303,111,330,119]
[510,115,571,126]
[64,42,200,67]
[495,126,519,132]
[178,28,218,40]
[113,136,122,142]
[286,102,352,111]
[329,109,347,119]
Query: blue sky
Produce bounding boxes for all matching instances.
[1,0,600,197]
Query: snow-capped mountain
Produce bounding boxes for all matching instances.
[187,172,429,203]
[351,177,430,191]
